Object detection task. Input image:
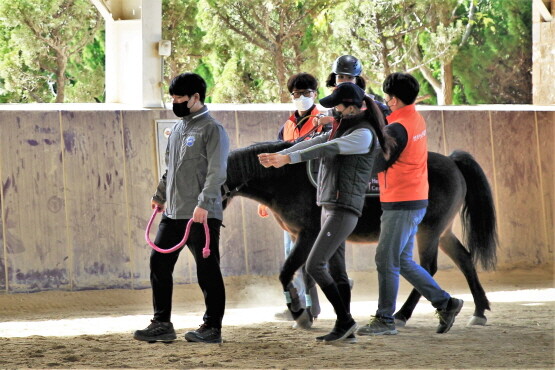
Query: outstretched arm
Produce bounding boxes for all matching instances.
[258,152,291,168]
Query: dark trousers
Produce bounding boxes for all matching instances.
[305,206,357,288]
[150,215,225,329]
[305,206,358,322]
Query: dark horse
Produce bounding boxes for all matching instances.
[223,140,497,327]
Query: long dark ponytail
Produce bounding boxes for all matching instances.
[363,96,396,158]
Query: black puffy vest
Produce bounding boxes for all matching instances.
[316,115,378,216]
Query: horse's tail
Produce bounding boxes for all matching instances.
[450,150,498,270]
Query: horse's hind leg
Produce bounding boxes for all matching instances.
[439,230,490,325]
[393,227,439,326]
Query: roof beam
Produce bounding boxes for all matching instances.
[533,0,553,22]
[89,0,114,21]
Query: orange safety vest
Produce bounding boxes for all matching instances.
[282,106,322,142]
[378,104,428,202]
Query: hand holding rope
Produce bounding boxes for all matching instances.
[145,206,211,258]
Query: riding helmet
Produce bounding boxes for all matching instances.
[332,55,362,77]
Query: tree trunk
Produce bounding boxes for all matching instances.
[441,61,453,105]
[376,14,391,76]
[55,53,67,103]
[416,61,443,105]
[274,45,289,103]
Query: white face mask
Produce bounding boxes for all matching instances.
[292,95,314,112]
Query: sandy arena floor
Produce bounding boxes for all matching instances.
[0,267,553,369]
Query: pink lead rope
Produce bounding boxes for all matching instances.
[145,207,211,258]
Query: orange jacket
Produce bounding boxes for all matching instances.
[378,104,428,202]
[282,106,323,142]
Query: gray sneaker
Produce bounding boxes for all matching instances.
[357,316,398,336]
[436,298,464,334]
[133,320,177,342]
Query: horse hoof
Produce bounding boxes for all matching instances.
[293,309,313,330]
[467,315,487,326]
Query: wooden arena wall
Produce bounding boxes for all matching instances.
[0,105,553,292]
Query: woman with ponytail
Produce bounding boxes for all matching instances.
[258,83,387,344]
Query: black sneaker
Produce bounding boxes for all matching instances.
[133,320,176,342]
[184,324,222,343]
[316,318,357,344]
[344,333,357,343]
[436,298,464,334]
[316,332,357,344]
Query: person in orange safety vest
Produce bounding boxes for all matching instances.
[357,72,464,337]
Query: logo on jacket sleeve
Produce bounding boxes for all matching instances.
[185,136,196,146]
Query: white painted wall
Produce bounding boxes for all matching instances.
[93,0,163,107]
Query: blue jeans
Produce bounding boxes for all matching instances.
[284,231,306,306]
[375,208,450,321]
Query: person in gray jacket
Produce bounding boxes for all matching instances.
[259,83,390,343]
[134,73,230,344]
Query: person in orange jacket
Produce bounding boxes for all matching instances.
[357,72,464,336]
[278,73,325,142]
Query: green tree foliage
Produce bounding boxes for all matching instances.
[453,0,532,104]
[65,29,106,103]
[334,0,476,105]
[162,0,207,89]
[0,0,532,104]
[0,0,103,102]
[331,0,531,105]
[199,0,340,102]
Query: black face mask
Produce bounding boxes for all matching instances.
[172,100,192,117]
[332,108,343,120]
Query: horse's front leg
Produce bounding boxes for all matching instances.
[303,268,321,318]
[278,229,318,329]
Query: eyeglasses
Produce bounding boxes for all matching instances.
[290,90,315,98]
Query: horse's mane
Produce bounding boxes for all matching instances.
[227,141,296,184]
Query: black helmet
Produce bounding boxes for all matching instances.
[332,55,362,77]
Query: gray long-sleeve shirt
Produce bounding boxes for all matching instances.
[279,121,376,215]
[153,106,230,220]
[278,128,373,162]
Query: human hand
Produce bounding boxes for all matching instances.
[151,200,164,212]
[192,206,208,223]
[258,153,291,168]
[315,115,334,126]
[257,204,269,218]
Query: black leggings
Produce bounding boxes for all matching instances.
[305,206,358,288]
[150,215,225,329]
